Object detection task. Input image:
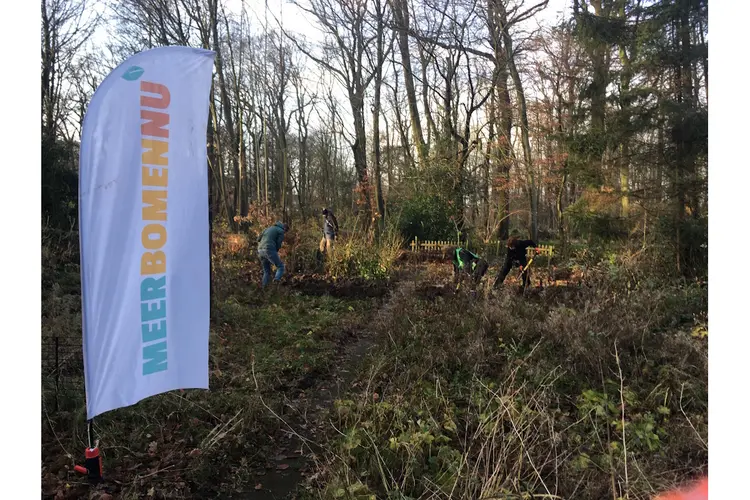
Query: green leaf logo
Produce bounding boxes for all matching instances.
[122,66,145,81]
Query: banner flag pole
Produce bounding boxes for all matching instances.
[76,46,216,483]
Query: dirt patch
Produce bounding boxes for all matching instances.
[522,282,591,305]
[414,284,454,300]
[235,278,421,499]
[286,275,391,299]
[238,330,378,499]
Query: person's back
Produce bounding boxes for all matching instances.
[507,238,536,263]
[258,222,286,252]
[454,247,479,271]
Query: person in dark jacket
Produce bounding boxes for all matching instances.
[257,221,289,287]
[444,245,489,288]
[319,208,339,254]
[494,236,538,288]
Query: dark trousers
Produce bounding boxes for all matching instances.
[472,259,489,284]
[494,259,530,288]
[454,259,489,287]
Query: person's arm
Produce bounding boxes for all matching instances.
[276,229,285,251]
[331,214,339,233]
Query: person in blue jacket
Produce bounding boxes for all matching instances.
[257,221,289,287]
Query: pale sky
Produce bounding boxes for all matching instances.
[82,0,572,145]
[221,0,572,143]
[226,0,570,35]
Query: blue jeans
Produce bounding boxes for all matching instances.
[258,248,284,287]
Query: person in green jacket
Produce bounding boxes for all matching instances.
[257,222,289,287]
[443,245,489,289]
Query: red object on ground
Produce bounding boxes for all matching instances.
[654,477,707,500]
[74,447,103,483]
[85,447,103,478]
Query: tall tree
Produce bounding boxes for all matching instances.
[210,0,239,230]
[389,0,428,165]
[42,0,98,227]
[42,0,98,143]
[371,0,392,227]
[288,0,379,226]
[494,0,548,241]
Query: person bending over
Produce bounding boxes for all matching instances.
[494,236,538,289]
[257,221,289,288]
[444,245,489,288]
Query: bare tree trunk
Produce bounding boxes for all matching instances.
[222,5,248,218]
[697,15,707,100]
[384,112,394,196]
[351,90,373,227]
[41,0,56,142]
[498,2,537,240]
[239,109,249,216]
[390,0,428,165]
[394,102,411,172]
[293,74,311,219]
[288,0,377,227]
[210,0,238,230]
[440,54,462,213]
[486,0,513,240]
[482,110,494,235]
[273,38,292,220]
[263,111,269,209]
[372,0,387,230]
[42,0,97,143]
[210,99,234,227]
[589,0,610,134]
[391,62,415,172]
[252,131,261,203]
[418,45,438,146]
[207,81,218,239]
[617,0,642,219]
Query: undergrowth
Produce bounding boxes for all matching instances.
[306,261,708,500]
[42,216,706,500]
[218,209,404,282]
[41,227,379,499]
[326,221,405,281]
